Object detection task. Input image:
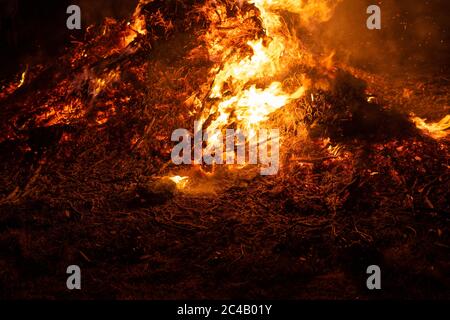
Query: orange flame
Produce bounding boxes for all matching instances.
[169,176,189,189]
[411,115,450,139]
[198,0,340,154]
[122,0,151,47]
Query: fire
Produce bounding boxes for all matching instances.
[208,82,305,136]
[35,99,84,127]
[122,0,150,47]
[91,70,120,97]
[18,67,28,88]
[169,176,189,189]
[123,15,147,46]
[0,66,29,100]
[411,115,450,139]
[252,0,341,25]
[198,0,341,158]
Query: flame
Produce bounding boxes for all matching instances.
[198,0,340,156]
[91,70,120,97]
[411,115,450,139]
[252,0,340,26]
[0,66,29,99]
[122,0,150,46]
[169,176,189,189]
[18,67,28,88]
[124,15,147,46]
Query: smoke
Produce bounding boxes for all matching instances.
[1,0,449,78]
[316,0,450,74]
[75,0,138,25]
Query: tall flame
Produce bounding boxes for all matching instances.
[198,0,340,152]
[123,0,151,47]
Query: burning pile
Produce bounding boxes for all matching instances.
[192,0,336,172]
[0,0,448,194]
[0,0,449,300]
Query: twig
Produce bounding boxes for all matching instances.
[293,156,337,163]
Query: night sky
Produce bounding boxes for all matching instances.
[0,0,449,77]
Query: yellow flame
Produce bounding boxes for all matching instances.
[199,0,340,155]
[18,67,28,88]
[169,176,189,189]
[251,0,340,26]
[123,0,150,46]
[92,70,120,97]
[411,115,450,139]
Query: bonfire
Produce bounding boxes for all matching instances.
[0,0,448,299]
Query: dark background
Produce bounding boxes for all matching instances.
[0,0,138,78]
[321,0,450,74]
[0,0,449,78]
